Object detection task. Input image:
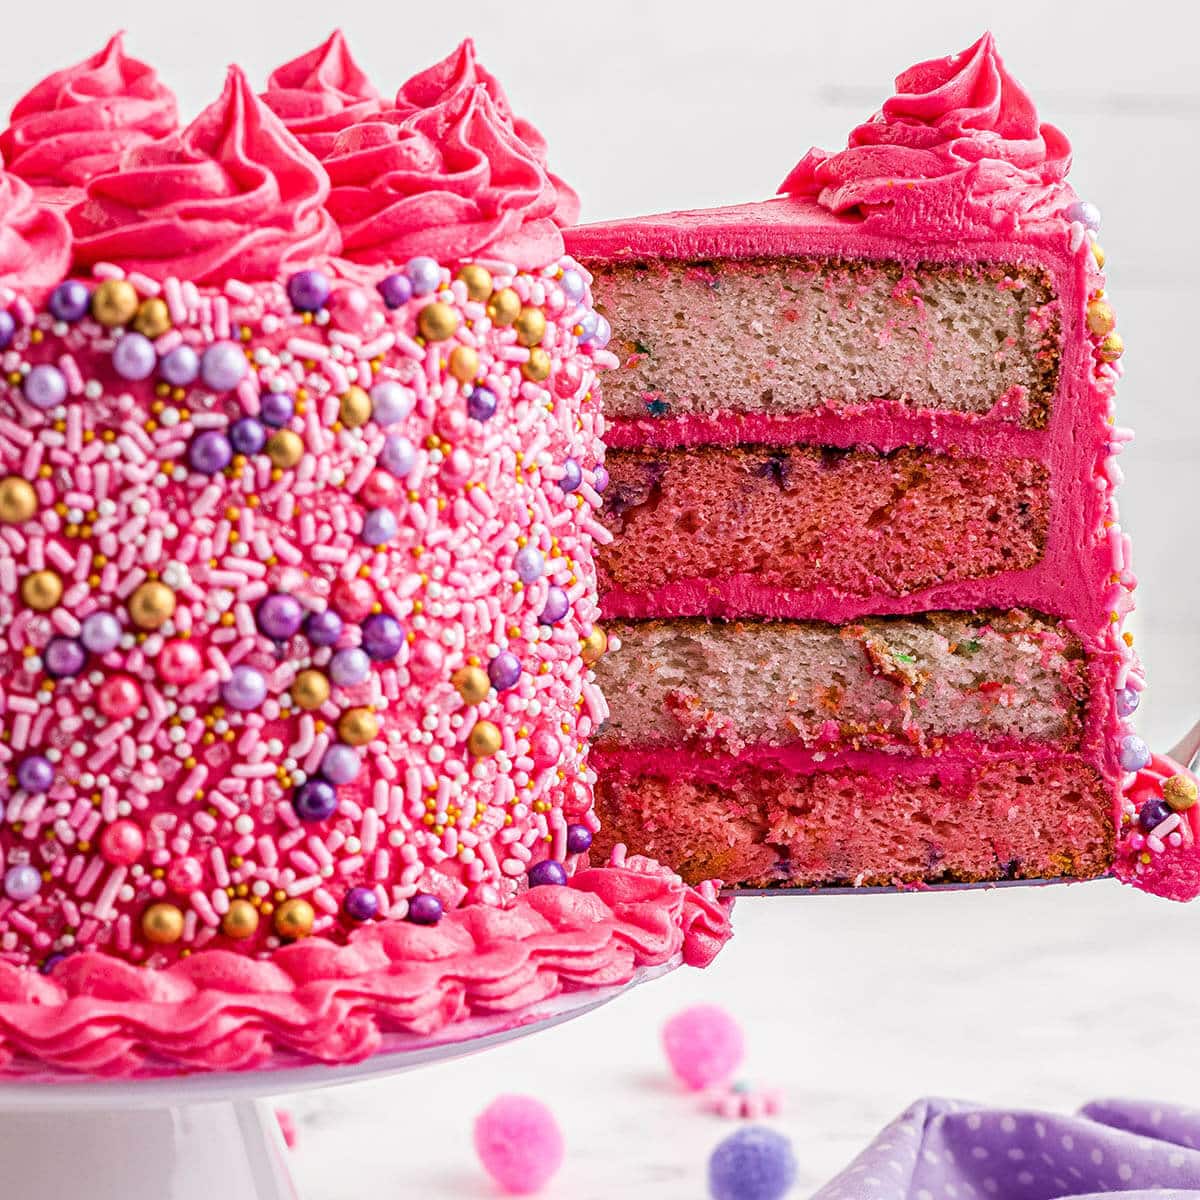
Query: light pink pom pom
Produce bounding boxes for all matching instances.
[473,1094,564,1195]
[662,1004,745,1091]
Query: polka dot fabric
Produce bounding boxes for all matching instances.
[812,1097,1200,1200]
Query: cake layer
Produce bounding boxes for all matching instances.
[589,258,1059,427]
[592,750,1113,888]
[596,612,1085,752]
[599,444,1049,599]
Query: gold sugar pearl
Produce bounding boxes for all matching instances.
[1091,243,1106,269]
[522,348,552,382]
[21,569,62,612]
[467,720,502,758]
[265,429,304,469]
[581,627,608,665]
[1086,299,1116,337]
[292,668,330,711]
[339,385,372,428]
[1164,774,1199,813]
[1100,332,1124,362]
[457,264,493,302]
[448,345,479,383]
[418,302,459,342]
[338,706,379,746]
[128,579,176,630]
[132,297,172,339]
[274,898,315,940]
[91,279,140,328]
[452,665,490,704]
[222,899,260,940]
[487,287,521,326]
[0,476,37,524]
[142,902,184,945]
[514,306,547,348]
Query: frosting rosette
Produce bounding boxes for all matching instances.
[70,65,340,284]
[395,38,580,229]
[261,30,383,157]
[325,84,563,269]
[0,170,72,302]
[0,33,177,206]
[780,32,1073,235]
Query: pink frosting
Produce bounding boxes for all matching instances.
[0,170,72,302]
[0,33,177,206]
[0,867,730,1076]
[261,30,383,157]
[394,38,580,229]
[325,85,563,269]
[780,33,1073,235]
[69,65,340,284]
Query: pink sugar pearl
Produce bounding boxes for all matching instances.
[409,637,444,680]
[662,1005,745,1091]
[473,1095,564,1195]
[358,469,398,508]
[100,819,145,866]
[167,857,204,893]
[158,640,203,684]
[332,577,375,622]
[97,675,142,719]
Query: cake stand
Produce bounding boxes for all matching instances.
[0,959,678,1200]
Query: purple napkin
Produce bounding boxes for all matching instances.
[812,1097,1200,1199]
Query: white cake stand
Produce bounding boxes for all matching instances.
[0,960,677,1200]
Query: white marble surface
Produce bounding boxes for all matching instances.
[8,0,1199,1194]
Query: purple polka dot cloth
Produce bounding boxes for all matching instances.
[812,1097,1200,1199]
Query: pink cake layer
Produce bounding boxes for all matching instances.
[591,746,1113,888]
[599,444,1049,599]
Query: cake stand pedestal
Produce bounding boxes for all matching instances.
[0,961,676,1200]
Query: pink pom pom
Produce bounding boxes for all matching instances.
[473,1094,564,1195]
[662,1004,745,1091]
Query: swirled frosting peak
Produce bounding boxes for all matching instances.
[262,30,383,157]
[780,33,1073,235]
[325,84,562,269]
[70,65,341,285]
[0,33,178,205]
[394,39,580,228]
[0,170,72,302]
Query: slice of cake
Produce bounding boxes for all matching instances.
[568,33,1144,890]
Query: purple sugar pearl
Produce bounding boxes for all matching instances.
[539,586,569,625]
[566,824,593,855]
[221,664,267,711]
[361,613,403,660]
[407,892,443,925]
[260,391,295,427]
[593,315,612,349]
[4,864,41,903]
[515,546,544,584]
[188,430,233,475]
[1120,733,1151,773]
[559,268,585,303]
[80,611,121,654]
[16,755,53,794]
[23,363,67,410]
[594,465,609,493]
[159,344,200,387]
[377,272,413,309]
[256,593,303,640]
[1116,687,1140,718]
[362,508,398,545]
[320,743,361,785]
[200,340,248,392]
[330,647,371,686]
[559,458,582,493]
[304,609,343,647]
[405,256,440,297]
[294,779,338,822]
[708,1127,797,1200]
[44,636,86,678]
[112,332,156,381]
[488,651,521,692]
[48,280,90,323]
[1066,199,1102,230]
[39,952,66,976]
[380,435,415,477]
[0,309,17,351]
[1139,796,1173,833]
[528,860,568,887]
[287,268,332,312]
[230,416,267,455]
[369,380,412,426]
[575,309,599,342]
[467,386,497,422]
[344,886,379,921]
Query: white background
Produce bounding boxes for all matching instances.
[5,1,1199,1196]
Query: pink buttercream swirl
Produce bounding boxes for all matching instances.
[780,33,1073,235]
[0,171,72,303]
[261,30,383,157]
[0,33,178,206]
[325,84,563,269]
[0,867,731,1076]
[69,65,341,284]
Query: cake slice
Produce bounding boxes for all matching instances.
[567,33,1141,889]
